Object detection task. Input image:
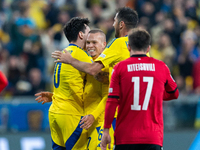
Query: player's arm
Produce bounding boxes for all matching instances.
[101,128,111,150]
[0,71,8,93]
[91,82,109,119]
[35,91,53,104]
[52,50,104,76]
[163,87,179,100]
[102,65,120,150]
[80,96,108,130]
[163,65,179,101]
[80,83,109,129]
[91,96,107,120]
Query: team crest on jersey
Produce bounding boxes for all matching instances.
[99,53,106,58]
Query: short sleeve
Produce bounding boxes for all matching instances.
[95,38,120,67]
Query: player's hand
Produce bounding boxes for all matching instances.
[35,92,53,104]
[51,50,72,64]
[80,114,95,129]
[101,128,111,150]
[94,71,109,84]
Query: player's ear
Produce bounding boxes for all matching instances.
[146,45,151,53]
[103,41,106,49]
[127,44,131,52]
[119,21,124,29]
[78,31,84,40]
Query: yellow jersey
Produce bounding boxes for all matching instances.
[95,36,130,80]
[83,67,109,121]
[49,44,93,116]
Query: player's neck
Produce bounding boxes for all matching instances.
[130,50,146,56]
[70,40,84,49]
[119,29,129,37]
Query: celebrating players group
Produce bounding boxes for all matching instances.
[35,7,179,150]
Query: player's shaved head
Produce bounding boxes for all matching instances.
[86,29,106,60]
[89,29,106,42]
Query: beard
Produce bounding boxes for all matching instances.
[115,26,120,38]
[83,43,86,50]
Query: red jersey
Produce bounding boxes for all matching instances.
[104,54,179,146]
[0,71,8,93]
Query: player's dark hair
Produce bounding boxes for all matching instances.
[63,17,90,42]
[117,7,138,30]
[128,28,151,51]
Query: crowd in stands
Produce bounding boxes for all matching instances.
[0,0,199,97]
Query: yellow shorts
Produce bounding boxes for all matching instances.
[49,112,87,150]
[86,120,103,150]
[97,118,116,150]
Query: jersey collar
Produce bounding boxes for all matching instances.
[131,54,147,57]
[69,43,91,56]
[69,43,83,50]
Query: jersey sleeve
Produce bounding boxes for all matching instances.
[91,94,107,120]
[95,38,120,67]
[91,68,109,120]
[0,71,8,93]
[163,64,179,100]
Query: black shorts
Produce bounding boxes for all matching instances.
[115,144,163,150]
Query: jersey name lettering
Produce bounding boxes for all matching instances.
[127,63,155,72]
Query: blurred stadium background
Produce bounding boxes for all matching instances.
[0,0,200,150]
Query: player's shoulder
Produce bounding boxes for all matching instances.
[149,57,165,64]
[63,45,75,54]
[114,36,128,43]
[106,38,117,48]
[106,36,127,48]
[67,45,90,56]
[114,57,131,67]
[149,57,168,69]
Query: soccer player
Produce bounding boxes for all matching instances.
[0,71,8,93]
[51,7,140,149]
[101,28,179,150]
[36,17,92,150]
[35,29,109,150]
[80,29,109,150]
